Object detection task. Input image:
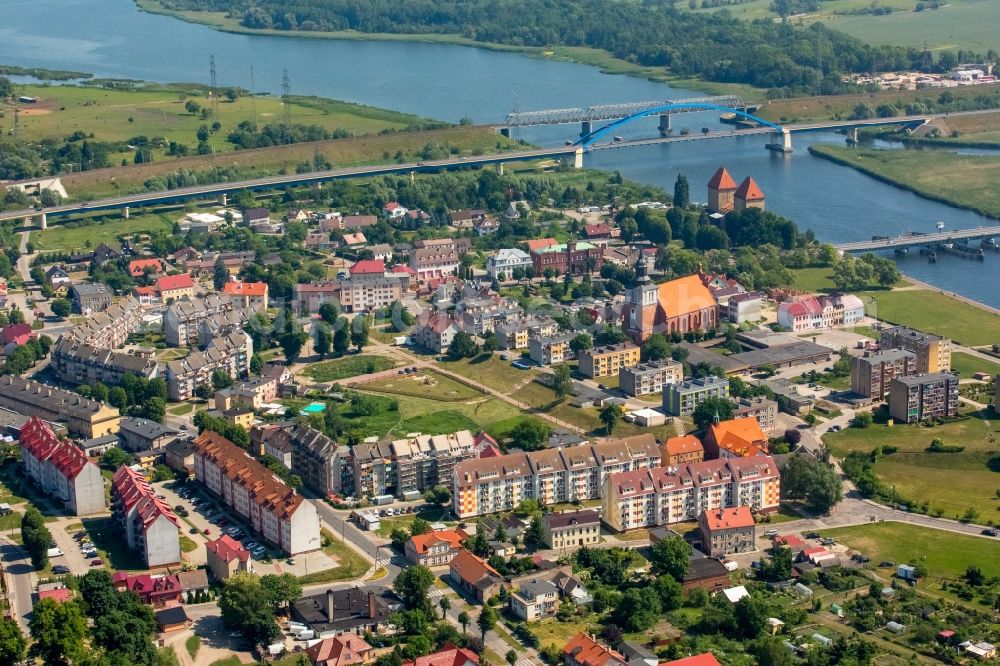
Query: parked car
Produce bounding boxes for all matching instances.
[804,532,821,539]
[851,553,870,563]
[764,529,779,537]
[53,565,71,574]
[982,529,998,537]
[189,527,199,535]
[90,559,103,567]
[203,528,211,535]
[879,560,895,567]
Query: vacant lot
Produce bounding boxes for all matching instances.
[32,212,174,253]
[825,410,1000,456]
[438,353,539,394]
[823,522,1000,579]
[364,370,484,401]
[951,352,1000,379]
[302,355,397,383]
[857,288,1000,347]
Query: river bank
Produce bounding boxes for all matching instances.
[808,144,1000,220]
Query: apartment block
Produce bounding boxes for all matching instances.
[880,326,952,373]
[19,417,105,515]
[619,359,682,397]
[288,423,342,497]
[529,335,571,366]
[577,343,641,379]
[541,510,601,550]
[850,349,916,400]
[165,332,252,401]
[453,435,660,519]
[403,528,468,567]
[222,281,269,311]
[52,338,159,387]
[888,372,960,423]
[192,431,320,555]
[732,396,778,432]
[602,456,780,532]
[61,296,143,349]
[111,466,181,567]
[698,506,756,557]
[352,430,476,500]
[0,375,120,438]
[163,294,238,347]
[662,376,730,416]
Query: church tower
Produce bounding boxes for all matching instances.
[624,257,659,343]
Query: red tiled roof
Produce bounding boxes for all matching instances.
[403,644,479,666]
[563,633,625,666]
[20,417,93,481]
[308,634,374,666]
[662,654,722,666]
[449,549,501,586]
[525,238,558,252]
[735,176,765,201]
[781,296,823,318]
[707,167,737,191]
[112,466,180,530]
[205,534,251,563]
[707,417,769,458]
[383,202,403,211]
[133,286,158,296]
[350,260,386,275]
[157,273,195,292]
[129,258,163,277]
[408,529,468,555]
[39,588,73,603]
[223,281,268,297]
[702,506,755,531]
[663,434,703,458]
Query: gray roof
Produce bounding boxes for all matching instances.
[120,417,178,441]
[892,372,955,386]
[71,282,112,297]
[517,579,558,600]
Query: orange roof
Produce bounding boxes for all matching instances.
[708,417,768,458]
[702,506,755,531]
[403,644,479,666]
[449,549,501,586]
[129,258,163,276]
[223,281,268,297]
[735,176,765,201]
[306,634,373,666]
[408,528,468,555]
[157,273,194,292]
[656,274,716,320]
[525,238,558,252]
[564,633,625,666]
[707,167,737,191]
[663,434,703,458]
[663,655,722,666]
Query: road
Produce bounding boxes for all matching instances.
[0,146,579,223]
[0,536,36,632]
[834,225,1000,253]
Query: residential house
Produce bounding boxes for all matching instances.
[449,549,503,602]
[112,572,183,607]
[529,335,571,366]
[291,586,402,637]
[412,311,460,354]
[70,283,112,314]
[411,246,459,281]
[404,528,469,567]
[157,273,196,302]
[578,343,641,379]
[192,430,321,555]
[129,258,163,278]
[602,456,781,531]
[91,243,122,267]
[111,465,181,567]
[474,216,499,236]
[662,376,730,416]
[486,249,532,280]
[45,265,72,290]
[583,223,611,240]
[510,579,559,620]
[223,281,269,310]
[698,506,756,557]
[776,294,865,332]
[660,435,704,466]
[205,534,253,580]
[306,634,375,666]
[19,416,106,515]
[343,215,378,230]
[342,233,367,248]
[563,633,626,666]
[164,439,196,476]
[888,372,959,423]
[619,359,682,397]
[118,417,178,453]
[721,291,763,324]
[704,417,769,459]
[448,209,489,229]
[402,645,479,666]
[541,510,601,550]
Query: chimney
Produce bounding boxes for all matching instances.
[326,589,335,621]
[368,590,377,619]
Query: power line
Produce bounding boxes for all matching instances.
[209,54,220,118]
[281,69,291,127]
[250,64,257,123]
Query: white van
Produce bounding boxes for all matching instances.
[47,547,64,558]
[295,629,315,640]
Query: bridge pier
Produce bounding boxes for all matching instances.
[574,148,584,169]
[581,121,592,137]
[219,193,228,206]
[499,127,511,139]
[497,163,504,176]
[35,212,46,230]
[766,128,793,153]
[846,127,859,145]
[658,114,672,136]
[122,206,130,220]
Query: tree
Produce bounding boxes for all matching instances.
[394,565,435,611]
[784,428,802,446]
[439,597,451,620]
[410,517,431,536]
[780,455,843,514]
[569,334,593,354]
[852,411,874,428]
[185,100,201,115]
[28,597,88,665]
[351,316,370,350]
[751,637,795,666]
[457,610,470,634]
[318,302,340,325]
[260,573,303,609]
[211,367,233,390]
[0,618,26,666]
[333,319,350,356]
[673,174,690,208]
[142,396,167,423]
[613,587,661,632]
[315,328,332,358]
[280,328,308,363]
[641,334,671,362]
[21,507,52,570]
[523,514,544,550]
[213,257,229,290]
[508,419,550,452]
[691,396,734,430]
[50,298,72,318]
[652,574,683,612]
[219,573,281,644]
[100,446,133,471]
[506,650,518,666]
[599,403,624,435]
[477,605,497,641]
[649,536,692,581]
[735,595,770,639]
[552,363,573,399]
[448,331,478,359]
[423,485,451,507]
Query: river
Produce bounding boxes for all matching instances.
[4,0,1000,308]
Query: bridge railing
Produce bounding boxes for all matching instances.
[503,95,745,127]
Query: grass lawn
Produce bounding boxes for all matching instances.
[298,530,370,584]
[363,370,484,401]
[528,618,596,652]
[951,352,1000,379]
[32,213,174,253]
[178,535,198,553]
[825,409,1000,516]
[375,508,448,537]
[438,353,539,394]
[810,145,1000,223]
[168,403,194,416]
[822,522,1000,579]
[856,288,1000,347]
[615,529,650,541]
[157,647,182,666]
[208,658,242,666]
[302,355,397,382]
[790,267,838,293]
[396,409,480,435]
[81,516,147,571]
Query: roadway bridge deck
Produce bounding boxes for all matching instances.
[835,226,1000,253]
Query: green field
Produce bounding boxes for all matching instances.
[823,522,1000,579]
[302,355,397,383]
[32,212,175,253]
[811,145,1000,222]
[825,409,1000,517]
[951,352,1000,378]
[438,353,540,394]
[858,289,1000,347]
[5,83,430,163]
[363,370,485,401]
[297,529,370,584]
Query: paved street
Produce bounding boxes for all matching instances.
[0,536,36,632]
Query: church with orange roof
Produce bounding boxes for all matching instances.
[623,268,718,343]
[704,416,769,460]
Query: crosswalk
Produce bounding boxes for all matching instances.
[427,588,444,600]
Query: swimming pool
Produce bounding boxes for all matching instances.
[299,402,327,415]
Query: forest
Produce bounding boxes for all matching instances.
[152,0,983,95]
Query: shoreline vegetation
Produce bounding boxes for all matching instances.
[0,64,93,81]
[808,144,1000,220]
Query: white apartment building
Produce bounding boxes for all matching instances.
[20,417,105,516]
[111,466,181,568]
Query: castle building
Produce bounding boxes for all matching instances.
[734,177,766,211]
[707,167,738,213]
